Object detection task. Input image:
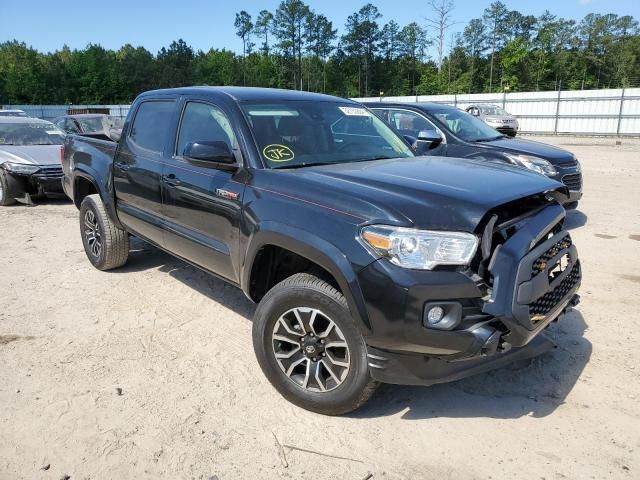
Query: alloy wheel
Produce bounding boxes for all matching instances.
[272,307,351,392]
[84,209,102,258]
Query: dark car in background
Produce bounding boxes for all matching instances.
[364,102,582,208]
[0,117,66,205]
[54,114,123,142]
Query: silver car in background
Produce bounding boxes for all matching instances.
[0,109,29,118]
[0,117,66,206]
[466,104,519,137]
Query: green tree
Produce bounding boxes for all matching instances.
[273,0,311,89]
[255,10,274,55]
[483,1,509,91]
[157,39,194,88]
[235,10,254,85]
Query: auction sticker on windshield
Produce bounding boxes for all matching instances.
[339,106,370,116]
[263,144,295,162]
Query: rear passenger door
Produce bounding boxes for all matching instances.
[113,99,175,246]
[161,100,245,283]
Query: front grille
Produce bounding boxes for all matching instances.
[529,260,581,321]
[562,173,582,190]
[558,159,578,168]
[33,166,63,178]
[532,234,572,276]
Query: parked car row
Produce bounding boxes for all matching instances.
[57,87,582,414]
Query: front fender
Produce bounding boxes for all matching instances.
[242,221,372,334]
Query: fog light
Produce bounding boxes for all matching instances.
[426,306,445,325]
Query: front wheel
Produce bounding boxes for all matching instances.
[0,170,17,206]
[79,194,129,270]
[252,273,378,415]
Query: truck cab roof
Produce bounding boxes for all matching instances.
[139,86,354,104]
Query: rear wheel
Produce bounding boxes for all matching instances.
[0,170,17,206]
[253,273,378,415]
[79,194,129,270]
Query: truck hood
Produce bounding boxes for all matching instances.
[0,145,62,166]
[479,137,576,165]
[279,156,564,231]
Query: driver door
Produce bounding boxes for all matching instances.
[161,100,245,282]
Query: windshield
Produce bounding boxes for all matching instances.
[77,117,106,133]
[241,101,413,168]
[479,105,507,116]
[0,121,65,145]
[428,106,503,142]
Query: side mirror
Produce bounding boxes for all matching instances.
[417,129,442,143]
[403,134,417,145]
[184,141,236,166]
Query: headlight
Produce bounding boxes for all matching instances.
[361,225,479,270]
[3,162,40,174]
[504,153,557,176]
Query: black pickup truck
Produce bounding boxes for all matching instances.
[62,87,581,415]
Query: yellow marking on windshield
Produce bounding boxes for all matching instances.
[263,144,295,162]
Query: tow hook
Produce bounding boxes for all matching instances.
[569,294,581,307]
[560,294,581,317]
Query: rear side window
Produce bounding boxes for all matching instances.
[129,101,174,153]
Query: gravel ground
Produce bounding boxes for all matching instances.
[0,136,639,480]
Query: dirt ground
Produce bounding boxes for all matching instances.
[1,136,639,480]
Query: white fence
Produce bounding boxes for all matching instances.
[4,87,640,136]
[357,88,640,136]
[1,104,131,122]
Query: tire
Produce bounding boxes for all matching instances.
[79,194,129,270]
[253,272,378,415]
[508,132,517,137]
[0,170,17,206]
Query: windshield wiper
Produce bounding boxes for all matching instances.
[271,161,344,170]
[272,156,397,170]
[472,135,505,142]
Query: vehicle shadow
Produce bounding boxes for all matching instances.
[353,310,590,420]
[4,197,72,208]
[565,209,587,230]
[113,239,590,421]
[113,238,256,320]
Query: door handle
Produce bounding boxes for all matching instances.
[114,161,130,171]
[163,173,182,187]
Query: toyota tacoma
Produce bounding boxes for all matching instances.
[62,87,581,415]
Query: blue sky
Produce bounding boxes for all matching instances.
[3,0,639,56]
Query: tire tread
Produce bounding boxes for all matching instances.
[253,272,378,415]
[80,194,129,270]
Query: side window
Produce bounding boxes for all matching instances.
[388,110,438,138]
[129,101,174,153]
[176,102,237,156]
[371,109,388,121]
[64,119,80,134]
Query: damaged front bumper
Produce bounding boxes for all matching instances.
[358,202,581,386]
[2,165,65,200]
